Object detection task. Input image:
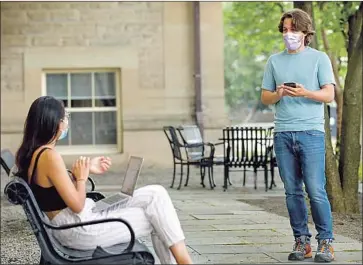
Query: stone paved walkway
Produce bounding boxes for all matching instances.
[1,164,362,264]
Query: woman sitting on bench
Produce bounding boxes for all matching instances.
[14,96,193,265]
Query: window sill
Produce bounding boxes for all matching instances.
[55,145,119,155]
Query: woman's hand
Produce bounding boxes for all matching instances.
[72,156,90,181]
[89,156,112,175]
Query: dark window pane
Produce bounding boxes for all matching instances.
[70,112,93,145]
[46,73,68,107]
[95,72,116,107]
[95,112,117,144]
[70,73,92,107]
[95,98,116,107]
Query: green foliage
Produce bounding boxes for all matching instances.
[223,1,360,110]
[313,2,353,85]
[359,162,362,182]
[223,2,292,110]
[224,37,265,109]
[224,2,292,57]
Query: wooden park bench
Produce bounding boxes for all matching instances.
[1,149,155,264]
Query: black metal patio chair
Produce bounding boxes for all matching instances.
[221,126,277,192]
[177,125,225,189]
[163,126,214,189]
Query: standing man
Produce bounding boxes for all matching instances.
[260,9,335,263]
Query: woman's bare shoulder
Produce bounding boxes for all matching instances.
[28,146,55,184]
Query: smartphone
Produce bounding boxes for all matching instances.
[284,82,297,88]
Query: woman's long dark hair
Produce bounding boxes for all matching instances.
[15,96,65,181]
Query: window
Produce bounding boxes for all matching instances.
[44,70,120,151]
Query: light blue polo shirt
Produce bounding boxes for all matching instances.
[261,47,335,132]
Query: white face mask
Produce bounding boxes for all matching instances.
[283,32,303,51]
[58,128,68,140]
[58,114,69,140]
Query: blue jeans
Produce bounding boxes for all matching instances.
[274,130,333,241]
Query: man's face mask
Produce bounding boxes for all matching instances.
[283,32,303,51]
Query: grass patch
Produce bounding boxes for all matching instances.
[359,163,362,182]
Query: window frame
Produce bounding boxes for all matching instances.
[42,68,122,154]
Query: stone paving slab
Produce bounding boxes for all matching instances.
[238,236,298,245]
[184,229,281,238]
[1,167,362,264]
[260,242,363,253]
[190,244,265,254]
[191,213,273,220]
[180,218,258,226]
[184,237,250,246]
[178,224,218,232]
[201,253,278,264]
[212,223,296,230]
[272,229,360,243]
[268,251,363,264]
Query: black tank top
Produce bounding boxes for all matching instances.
[29,148,67,212]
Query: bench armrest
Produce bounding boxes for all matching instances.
[42,217,135,254]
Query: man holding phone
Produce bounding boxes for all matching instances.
[260,9,336,263]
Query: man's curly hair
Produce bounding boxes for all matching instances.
[278,8,315,46]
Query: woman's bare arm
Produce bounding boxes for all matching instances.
[44,150,87,213]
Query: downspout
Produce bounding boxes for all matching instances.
[193,1,204,139]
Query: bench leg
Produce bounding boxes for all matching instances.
[243,167,246,186]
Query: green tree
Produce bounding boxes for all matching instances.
[224,37,265,109]
[224,2,293,120]
[336,2,362,213]
[315,2,352,155]
[293,1,362,213]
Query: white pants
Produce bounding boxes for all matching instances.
[51,185,185,264]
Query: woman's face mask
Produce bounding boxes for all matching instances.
[283,32,303,51]
[58,113,69,140]
[58,128,68,140]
